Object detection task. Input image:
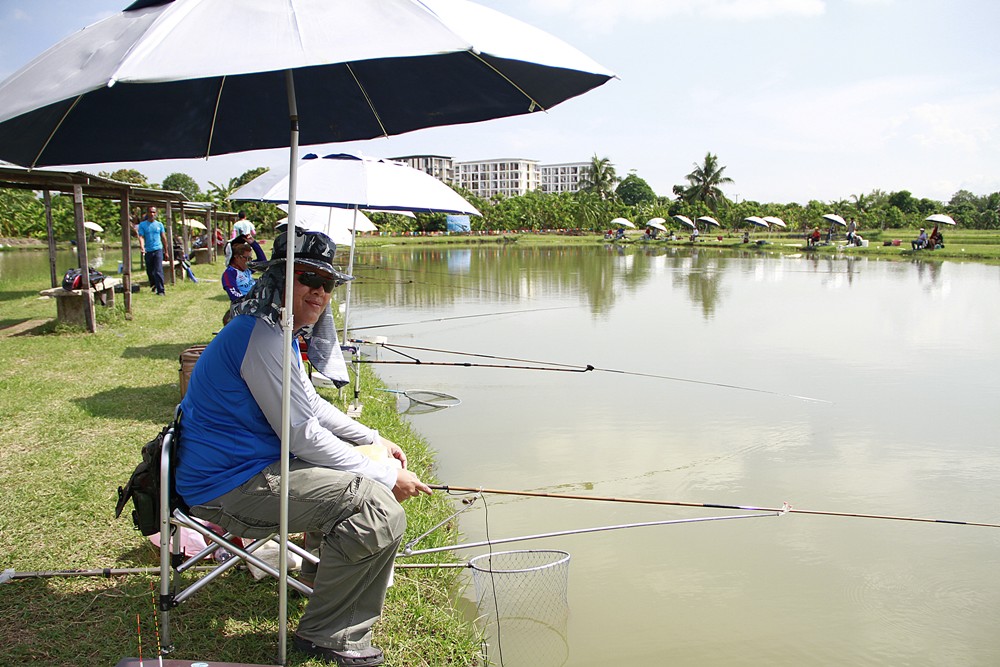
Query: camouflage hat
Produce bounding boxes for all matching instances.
[254,228,353,283]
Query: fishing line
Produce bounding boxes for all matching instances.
[353,340,830,403]
[428,485,1000,529]
[149,582,164,666]
[351,306,576,332]
[482,489,505,667]
[354,275,523,299]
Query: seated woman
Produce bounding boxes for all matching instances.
[927,225,944,250]
[221,235,265,323]
[911,228,928,250]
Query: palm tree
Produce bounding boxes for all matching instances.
[678,152,733,213]
[579,154,619,201]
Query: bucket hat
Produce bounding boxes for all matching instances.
[254,227,353,283]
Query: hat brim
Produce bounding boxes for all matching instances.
[251,257,354,283]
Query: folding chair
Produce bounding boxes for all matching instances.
[156,409,318,654]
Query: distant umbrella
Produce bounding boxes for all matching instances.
[646,218,667,232]
[696,216,721,228]
[180,218,207,230]
[925,213,956,225]
[610,217,636,228]
[673,215,696,229]
[822,213,847,226]
[744,216,769,228]
[762,216,786,228]
[83,221,103,232]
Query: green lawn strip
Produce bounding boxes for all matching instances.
[0,268,482,666]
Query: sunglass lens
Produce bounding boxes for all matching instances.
[296,271,336,293]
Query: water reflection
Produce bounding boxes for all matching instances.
[352,246,1000,667]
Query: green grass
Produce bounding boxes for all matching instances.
[0,264,483,667]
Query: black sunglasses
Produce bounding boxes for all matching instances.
[295,270,337,293]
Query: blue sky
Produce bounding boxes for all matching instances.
[1,0,998,204]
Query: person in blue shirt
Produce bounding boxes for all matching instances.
[177,228,429,666]
[137,206,169,295]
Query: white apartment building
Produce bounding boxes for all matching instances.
[538,161,590,194]
[455,158,539,198]
[389,154,456,184]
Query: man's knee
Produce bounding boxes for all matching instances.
[330,481,406,563]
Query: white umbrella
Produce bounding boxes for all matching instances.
[278,205,378,233]
[275,206,378,247]
[925,213,957,225]
[646,218,667,232]
[236,153,479,215]
[696,216,721,228]
[180,218,208,230]
[822,213,847,226]
[762,216,786,228]
[234,152,480,341]
[610,217,636,228]
[673,215,696,230]
[82,221,103,232]
[744,216,769,228]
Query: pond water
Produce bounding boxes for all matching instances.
[4,244,998,665]
[347,245,1000,666]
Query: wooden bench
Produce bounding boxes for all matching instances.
[39,277,121,327]
[191,247,211,264]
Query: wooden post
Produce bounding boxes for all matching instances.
[120,188,133,318]
[73,185,97,333]
[208,208,216,263]
[164,200,176,285]
[43,190,58,289]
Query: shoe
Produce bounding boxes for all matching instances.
[293,635,384,666]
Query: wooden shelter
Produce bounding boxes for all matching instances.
[0,165,232,332]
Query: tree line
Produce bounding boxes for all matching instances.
[2,155,998,241]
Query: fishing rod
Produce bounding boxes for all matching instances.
[352,340,830,403]
[400,512,782,557]
[351,306,576,332]
[429,485,1000,529]
[0,565,216,582]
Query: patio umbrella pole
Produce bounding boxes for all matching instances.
[344,207,361,410]
[277,69,299,667]
[342,207,359,343]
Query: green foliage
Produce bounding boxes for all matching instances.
[101,168,150,187]
[579,154,619,201]
[0,189,44,237]
[161,172,202,200]
[675,152,734,213]
[617,173,657,206]
[887,190,917,214]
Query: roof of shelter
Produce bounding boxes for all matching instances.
[0,165,236,218]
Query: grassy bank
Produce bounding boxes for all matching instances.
[0,265,482,666]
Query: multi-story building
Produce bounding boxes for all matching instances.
[455,158,539,198]
[389,154,456,184]
[538,161,590,194]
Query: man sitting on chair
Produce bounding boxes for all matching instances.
[176,228,430,666]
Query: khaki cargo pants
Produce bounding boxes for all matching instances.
[191,459,406,650]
